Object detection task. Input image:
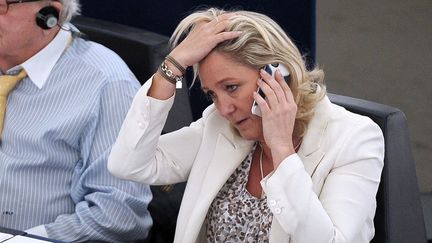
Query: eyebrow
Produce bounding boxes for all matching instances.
[201,77,239,92]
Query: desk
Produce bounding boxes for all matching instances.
[0,227,65,243]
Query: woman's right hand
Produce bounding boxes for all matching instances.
[169,13,241,69]
[149,13,241,99]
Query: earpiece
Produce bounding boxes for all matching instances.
[36,6,59,30]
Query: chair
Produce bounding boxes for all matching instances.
[329,93,427,243]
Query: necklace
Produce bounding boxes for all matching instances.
[259,145,264,180]
[259,140,302,180]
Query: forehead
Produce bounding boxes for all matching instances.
[199,51,258,88]
[199,51,254,77]
[200,51,237,68]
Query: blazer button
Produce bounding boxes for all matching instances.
[269,200,277,207]
[274,208,282,215]
[138,122,145,129]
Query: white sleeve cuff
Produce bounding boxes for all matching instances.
[25,224,48,237]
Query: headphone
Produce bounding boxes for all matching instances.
[36,6,59,30]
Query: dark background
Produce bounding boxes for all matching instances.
[80,0,316,66]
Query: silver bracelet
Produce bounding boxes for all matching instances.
[158,61,183,89]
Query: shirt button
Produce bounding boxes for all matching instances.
[274,208,282,215]
[269,200,277,207]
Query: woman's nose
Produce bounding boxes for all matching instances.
[216,97,235,117]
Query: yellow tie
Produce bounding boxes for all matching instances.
[0,69,27,135]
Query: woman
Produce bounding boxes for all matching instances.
[108,8,384,243]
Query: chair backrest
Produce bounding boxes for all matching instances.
[329,93,427,243]
[72,16,194,133]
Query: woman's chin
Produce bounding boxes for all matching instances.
[236,128,260,141]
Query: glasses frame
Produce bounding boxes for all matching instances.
[0,0,43,14]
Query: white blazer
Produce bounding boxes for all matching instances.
[108,80,384,243]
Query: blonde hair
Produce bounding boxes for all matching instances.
[170,8,326,137]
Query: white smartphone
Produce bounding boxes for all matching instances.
[251,63,290,117]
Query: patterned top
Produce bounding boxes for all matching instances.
[0,28,152,241]
[206,145,273,242]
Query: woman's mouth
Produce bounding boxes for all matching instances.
[235,118,248,127]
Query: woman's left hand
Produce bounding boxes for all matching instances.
[253,69,298,167]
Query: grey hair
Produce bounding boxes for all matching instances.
[58,0,81,24]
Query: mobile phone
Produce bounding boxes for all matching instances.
[251,63,290,116]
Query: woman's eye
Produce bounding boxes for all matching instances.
[226,85,238,92]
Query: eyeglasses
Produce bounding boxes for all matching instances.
[0,0,43,15]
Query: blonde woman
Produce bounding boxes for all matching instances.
[108,8,384,243]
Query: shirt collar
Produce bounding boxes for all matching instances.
[17,28,72,89]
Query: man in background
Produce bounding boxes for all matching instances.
[0,0,152,241]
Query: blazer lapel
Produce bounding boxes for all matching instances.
[297,96,332,176]
[201,132,253,199]
[184,126,254,242]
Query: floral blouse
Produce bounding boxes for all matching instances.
[206,145,273,242]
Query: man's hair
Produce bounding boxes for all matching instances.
[170,7,326,137]
[58,0,80,24]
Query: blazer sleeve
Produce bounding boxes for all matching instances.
[261,117,384,242]
[108,78,207,185]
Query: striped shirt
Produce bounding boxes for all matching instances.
[0,28,152,242]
